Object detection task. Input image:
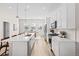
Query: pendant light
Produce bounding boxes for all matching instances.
[24,3,27,19]
[16,3,19,18]
[25,4,30,19]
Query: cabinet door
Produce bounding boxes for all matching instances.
[57,9,62,29]
[59,41,75,56]
[52,37,59,56]
[57,6,67,29]
[60,6,67,28]
[60,4,75,29]
[75,4,79,29]
[12,42,28,56]
[54,4,75,29]
[67,4,75,29]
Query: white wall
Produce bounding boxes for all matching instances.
[0,4,19,41]
[0,17,19,39]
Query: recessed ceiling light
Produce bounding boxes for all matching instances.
[8,6,12,9]
[26,5,30,9]
[42,7,46,10]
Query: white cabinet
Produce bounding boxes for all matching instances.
[56,5,67,29]
[75,4,79,29]
[52,36,75,56]
[10,41,28,56]
[47,4,75,29]
[56,4,75,29]
[66,4,75,29]
[56,9,62,29]
[61,6,67,28]
[9,33,35,56]
[75,4,79,56]
[9,36,29,56]
[59,41,75,56]
[52,36,59,56]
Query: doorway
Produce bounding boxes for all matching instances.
[3,22,10,38]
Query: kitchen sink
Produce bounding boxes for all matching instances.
[25,34,31,36]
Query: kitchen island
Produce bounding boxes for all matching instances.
[9,33,35,56]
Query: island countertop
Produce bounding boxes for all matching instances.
[9,33,35,41]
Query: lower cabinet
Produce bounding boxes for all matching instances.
[52,37,59,56]
[9,34,35,56]
[9,41,28,56]
[52,36,75,56]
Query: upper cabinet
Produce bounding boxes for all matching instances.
[46,4,75,30]
[56,4,75,29]
[56,6,67,29]
[66,4,75,29]
[75,4,79,30]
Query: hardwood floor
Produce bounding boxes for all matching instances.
[31,35,53,56]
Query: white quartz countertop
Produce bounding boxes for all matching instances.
[52,36,75,42]
[9,33,35,42]
[59,38,75,42]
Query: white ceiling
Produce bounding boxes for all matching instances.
[0,3,63,19]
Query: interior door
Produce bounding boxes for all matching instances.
[3,22,10,38]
